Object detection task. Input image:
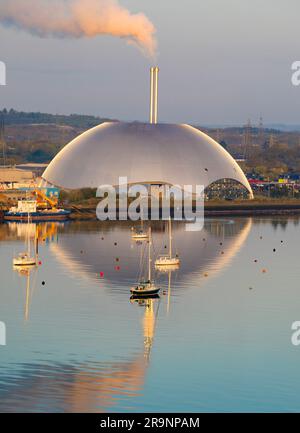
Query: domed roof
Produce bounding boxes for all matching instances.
[42,121,252,195]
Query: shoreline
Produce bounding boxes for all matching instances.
[68,202,300,220]
[2,202,300,222]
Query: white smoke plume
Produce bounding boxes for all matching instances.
[0,0,157,59]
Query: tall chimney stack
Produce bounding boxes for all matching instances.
[149,66,159,124]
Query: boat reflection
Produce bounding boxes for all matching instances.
[0,218,253,412]
[13,265,38,322]
[0,290,160,413]
[48,218,252,292]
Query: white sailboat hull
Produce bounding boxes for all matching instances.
[131,233,149,240]
[12,207,38,269]
[13,256,36,267]
[155,256,180,267]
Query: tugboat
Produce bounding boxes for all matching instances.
[130,227,160,298]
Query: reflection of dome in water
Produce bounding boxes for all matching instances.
[50,219,252,290]
[42,122,252,196]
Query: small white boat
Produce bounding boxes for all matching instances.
[13,252,36,267]
[131,210,149,240]
[131,229,149,240]
[155,256,180,267]
[155,217,180,268]
[13,208,37,268]
[130,227,160,297]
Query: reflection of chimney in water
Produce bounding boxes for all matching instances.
[149,66,159,124]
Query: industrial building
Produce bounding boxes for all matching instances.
[0,167,35,189]
[42,68,253,198]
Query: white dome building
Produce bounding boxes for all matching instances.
[42,121,252,196]
[42,67,253,197]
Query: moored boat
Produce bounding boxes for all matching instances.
[131,230,149,240]
[130,227,160,298]
[13,208,37,268]
[155,217,180,268]
[130,280,160,297]
[131,209,149,240]
[13,252,36,267]
[4,200,70,221]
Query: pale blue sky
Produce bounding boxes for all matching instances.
[0,0,299,124]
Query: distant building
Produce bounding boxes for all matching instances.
[15,163,48,177]
[0,167,35,189]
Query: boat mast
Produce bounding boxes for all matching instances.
[148,227,152,282]
[27,210,31,257]
[169,216,172,258]
[35,224,38,261]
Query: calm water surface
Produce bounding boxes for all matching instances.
[0,217,300,412]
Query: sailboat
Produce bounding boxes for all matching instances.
[131,209,149,240]
[130,227,160,297]
[13,212,37,267]
[155,217,180,268]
